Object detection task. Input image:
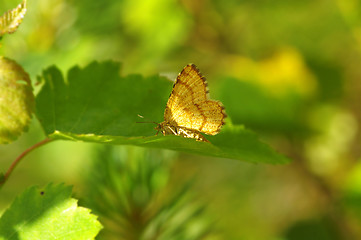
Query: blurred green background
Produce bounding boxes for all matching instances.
[1,0,361,239]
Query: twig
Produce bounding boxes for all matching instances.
[0,137,53,186]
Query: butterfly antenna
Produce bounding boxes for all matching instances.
[136,121,158,124]
[136,114,158,125]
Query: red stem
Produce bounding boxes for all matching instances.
[0,138,53,186]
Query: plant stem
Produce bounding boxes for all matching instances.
[0,138,53,186]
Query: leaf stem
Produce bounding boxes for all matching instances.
[0,138,53,186]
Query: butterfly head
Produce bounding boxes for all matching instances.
[154,121,167,136]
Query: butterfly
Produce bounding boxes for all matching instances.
[155,64,226,142]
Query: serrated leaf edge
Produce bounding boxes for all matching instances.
[0,0,27,36]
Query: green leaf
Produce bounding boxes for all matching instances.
[35,61,289,164]
[0,0,27,36]
[0,56,34,144]
[0,183,102,240]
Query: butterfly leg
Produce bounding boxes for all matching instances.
[165,125,178,135]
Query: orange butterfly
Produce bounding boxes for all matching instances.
[155,64,226,142]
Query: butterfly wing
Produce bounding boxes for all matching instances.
[164,64,226,135]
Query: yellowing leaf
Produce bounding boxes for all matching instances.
[0,56,34,144]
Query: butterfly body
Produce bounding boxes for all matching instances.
[155,121,208,142]
[157,64,226,142]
